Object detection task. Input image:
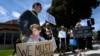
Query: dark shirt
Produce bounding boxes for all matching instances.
[19,10,40,36]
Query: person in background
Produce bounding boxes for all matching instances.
[75,22,86,56]
[26,24,45,43]
[58,26,66,54]
[86,36,93,50]
[66,29,70,47]
[41,23,54,40]
[41,22,57,51]
[69,26,76,53]
[12,38,21,56]
[45,23,53,40]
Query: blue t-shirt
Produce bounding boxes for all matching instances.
[26,36,45,43]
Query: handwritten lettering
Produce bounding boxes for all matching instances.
[17,45,32,56]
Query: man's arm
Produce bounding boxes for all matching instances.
[19,10,30,34]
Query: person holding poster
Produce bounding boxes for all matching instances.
[26,24,45,43]
[75,22,86,56]
[41,23,57,51]
[45,23,53,40]
[58,26,66,53]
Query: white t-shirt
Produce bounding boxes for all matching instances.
[70,30,74,37]
[58,30,66,38]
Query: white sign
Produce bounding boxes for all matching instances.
[58,31,66,38]
[46,13,56,25]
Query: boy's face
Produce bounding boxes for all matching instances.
[32,28,41,36]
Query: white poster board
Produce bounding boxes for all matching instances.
[58,31,66,38]
[16,41,54,56]
[46,13,56,25]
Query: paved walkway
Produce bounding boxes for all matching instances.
[54,41,100,56]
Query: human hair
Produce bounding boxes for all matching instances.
[75,22,81,27]
[32,2,42,9]
[30,24,41,31]
[46,23,50,26]
[61,26,64,29]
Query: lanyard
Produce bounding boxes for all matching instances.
[30,11,38,18]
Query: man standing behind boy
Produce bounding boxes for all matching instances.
[19,2,42,37]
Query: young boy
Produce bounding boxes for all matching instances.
[26,24,45,43]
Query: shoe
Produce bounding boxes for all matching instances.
[59,53,63,56]
[63,53,66,55]
[78,53,82,56]
[72,51,76,53]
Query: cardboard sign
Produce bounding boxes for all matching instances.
[16,41,54,56]
[73,26,93,38]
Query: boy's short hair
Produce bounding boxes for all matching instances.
[30,24,41,31]
[32,2,42,9]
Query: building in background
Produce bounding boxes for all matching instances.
[0,19,20,50]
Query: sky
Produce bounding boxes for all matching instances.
[0,0,52,25]
[81,6,100,31]
[0,0,100,31]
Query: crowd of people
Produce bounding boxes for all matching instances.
[56,22,93,56]
[12,2,93,56]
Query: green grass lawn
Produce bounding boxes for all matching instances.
[0,49,14,56]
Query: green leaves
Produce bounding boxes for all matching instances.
[47,0,100,28]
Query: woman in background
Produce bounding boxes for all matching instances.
[75,22,86,56]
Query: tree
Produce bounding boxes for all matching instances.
[97,30,100,40]
[47,0,100,28]
[92,31,98,40]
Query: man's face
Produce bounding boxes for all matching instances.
[32,28,41,37]
[61,28,64,31]
[34,5,41,13]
